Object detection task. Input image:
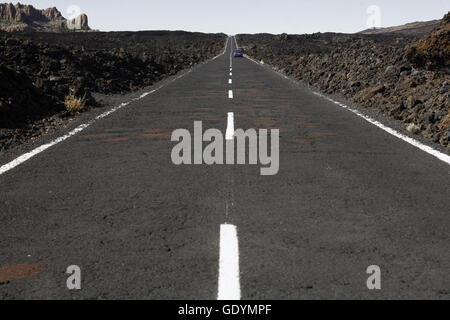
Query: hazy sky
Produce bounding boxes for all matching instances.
[25,0,450,34]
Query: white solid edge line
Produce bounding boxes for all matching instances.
[243,54,450,166]
[313,92,450,165]
[217,224,241,300]
[228,90,234,99]
[0,38,231,176]
[0,122,92,175]
[226,112,235,140]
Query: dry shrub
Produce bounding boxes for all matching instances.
[64,94,85,113]
[438,111,450,130]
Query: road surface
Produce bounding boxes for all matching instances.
[0,37,449,299]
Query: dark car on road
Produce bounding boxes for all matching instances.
[234,48,244,57]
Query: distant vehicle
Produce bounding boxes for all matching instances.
[234,48,244,57]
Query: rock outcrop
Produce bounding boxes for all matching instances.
[67,13,89,31]
[405,12,450,71]
[0,3,90,32]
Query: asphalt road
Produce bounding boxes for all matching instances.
[0,36,449,300]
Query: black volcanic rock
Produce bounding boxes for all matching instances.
[237,13,450,147]
[0,30,226,150]
[0,65,57,128]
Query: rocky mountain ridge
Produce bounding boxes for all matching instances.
[359,19,441,36]
[0,3,89,32]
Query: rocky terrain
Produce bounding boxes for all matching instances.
[0,30,226,150]
[237,12,450,148]
[0,3,89,32]
[405,13,450,71]
[359,19,441,36]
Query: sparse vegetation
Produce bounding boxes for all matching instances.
[407,123,421,134]
[64,94,85,113]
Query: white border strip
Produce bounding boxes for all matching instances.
[242,50,450,166]
[217,224,241,300]
[0,37,231,176]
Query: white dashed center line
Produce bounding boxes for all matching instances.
[217,224,241,300]
[226,112,235,140]
[218,38,240,301]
